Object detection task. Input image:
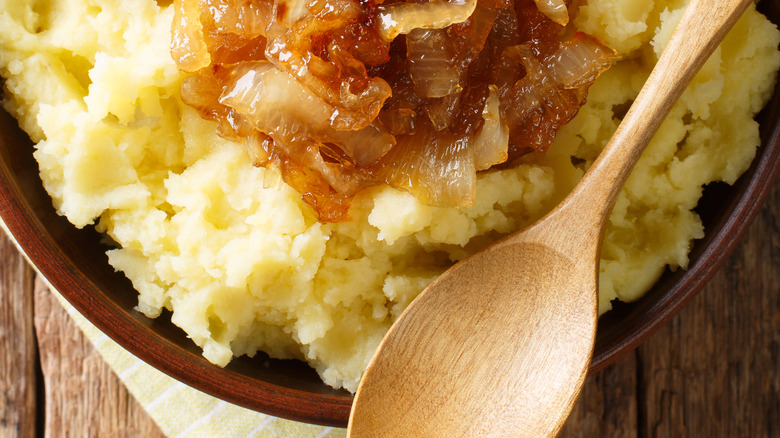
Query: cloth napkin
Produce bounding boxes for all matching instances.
[1,221,346,438]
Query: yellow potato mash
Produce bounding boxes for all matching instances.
[0,0,778,392]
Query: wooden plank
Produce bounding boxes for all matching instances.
[638,177,780,436]
[0,232,37,437]
[33,277,166,438]
[558,352,639,438]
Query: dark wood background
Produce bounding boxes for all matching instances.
[1,174,778,436]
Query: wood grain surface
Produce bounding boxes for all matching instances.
[1,236,164,437]
[0,176,777,436]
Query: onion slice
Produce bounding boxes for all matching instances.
[407,29,462,98]
[472,85,509,170]
[171,0,211,72]
[377,122,476,207]
[548,32,617,89]
[532,0,569,26]
[274,0,312,28]
[375,0,478,42]
[219,62,395,167]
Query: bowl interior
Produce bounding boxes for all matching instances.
[1,2,779,428]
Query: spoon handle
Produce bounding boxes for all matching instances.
[543,0,755,251]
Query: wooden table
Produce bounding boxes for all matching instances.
[1,175,778,437]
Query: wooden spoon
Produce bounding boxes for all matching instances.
[348,0,754,436]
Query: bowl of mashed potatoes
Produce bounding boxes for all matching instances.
[0,0,779,427]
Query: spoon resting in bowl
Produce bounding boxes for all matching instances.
[347,0,755,436]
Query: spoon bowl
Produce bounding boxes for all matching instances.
[348,219,600,436]
[348,0,756,435]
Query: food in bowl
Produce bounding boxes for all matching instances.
[170,0,616,222]
[0,0,778,393]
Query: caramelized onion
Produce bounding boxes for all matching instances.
[548,32,616,89]
[375,0,478,42]
[407,28,462,98]
[532,0,569,26]
[377,121,476,207]
[499,44,582,156]
[274,0,312,28]
[472,85,509,171]
[171,0,211,72]
[219,62,395,167]
[172,0,616,222]
[497,34,616,158]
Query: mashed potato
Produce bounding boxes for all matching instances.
[0,0,778,392]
